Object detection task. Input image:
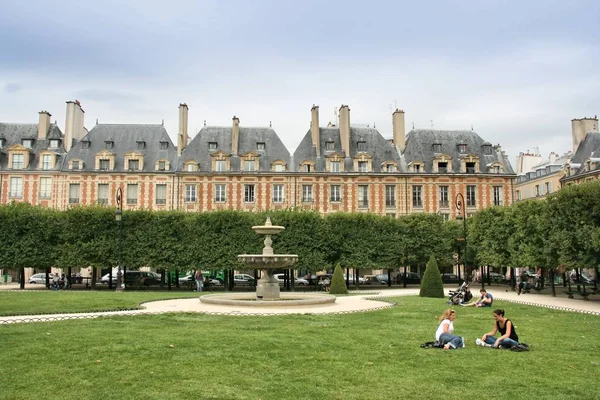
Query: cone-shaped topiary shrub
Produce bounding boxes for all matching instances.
[419,255,445,298]
[329,264,348,294]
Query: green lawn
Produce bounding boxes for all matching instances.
[1,296,599,400]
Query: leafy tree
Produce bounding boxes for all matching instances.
[329,264,347,294]
[419,255,444,298]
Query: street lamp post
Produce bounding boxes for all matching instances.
[115,187,124,291]
[455,193,472,287]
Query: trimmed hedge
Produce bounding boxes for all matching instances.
[329,264,348,295]
[419,255,445,298]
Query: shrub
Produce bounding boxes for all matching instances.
[329,264,348,294]
[419,255,445,298]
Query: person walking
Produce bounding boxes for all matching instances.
[435,309,465,350]
[195,270,204,292]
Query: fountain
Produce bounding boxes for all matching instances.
[200,217,336,307]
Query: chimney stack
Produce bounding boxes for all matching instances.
[571,116,598,154]
[339,105,350,155]
[549,152,558,164]
[232,116,240,155]
[38,111,52,140]
[392,109,406,152]
[64,100,85,152]
[177,103,189,156]
[311,105,320,157]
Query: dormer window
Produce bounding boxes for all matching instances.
[22,139,33,149]
[99,159,110,171]
[357,141,366,152]
[208,142,217,150]
[128,159,139,171]
[482,144,492,155]
[159,141,168,150]
[357,161,368,172]
[82,140,90,149]
[326,141,335,151]
[105,138,114,149]
[457,143,467,153]
[243,160,256,171]
[438,162,448,173]
[300,161,314,172]
[257,142,265,150]
[49,139,60,149]
[493,166,500,174]
[466,162,476,173]
[137,140,146,150]
[414,164,421,173]
[330,161,341,172]
[158,161,166,171]
[432,143,442,152]
[11,154,24,169]
[0,138,4,148]
[386,164,395,172]
[72,160,80,170]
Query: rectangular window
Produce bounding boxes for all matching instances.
[105,141,113,149]
[330,161,341,172]
[330,185,341,202]
[439,186,449,207]
[42,154,52,170]
[22,139,33,148]
[156,184,167,205]
[458,144,467,152]
[385,185,396,207]
[160,142,168,150]
[69,183,80,204]
[187,163,195,172]
[438,162,447,173]
[185,184,197,202]
[358,185,368,208]
[302,185,313,202]
[272,184,284,203]
[128,159,139,171]
[71,160,80,170]
[516,190,521,201]
[493,186,502,206]
[412,185,423,208]
[243,160,255,171]
[99,159,110,171]
[137,141,145,150]
[274,164,284,172]
[546,182,552,194]
[357,141,366,152]
[50,139,60,149]
[244,184,255,203]
[39,177,52,199]
[302,164,312,172]
[326,142,334,151]
[127,184,138,205]
[97,184,109,204]
[215,184,226,202]
[535,185,540,197]
[158,161,166,171]
[12,154,24,169]
[208,142,217,150]
[257,142,265,150]
[466,162,476,173]
[82,141,90,149]
[414,164,421,173]
[386,164,395,172]
[215,160,226,172]
[10,177,23,198]
[357,161,368,172]
[466,185,476,206]
[493,166,500,174]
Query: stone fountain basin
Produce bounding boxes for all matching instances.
[200,293,336,306]
[252,226,285,235]
[237,254,298,268]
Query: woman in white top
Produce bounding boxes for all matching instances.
[435,309,465,350]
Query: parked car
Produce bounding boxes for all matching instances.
[29,273,59,284]
[179,273,222,287]
[441,273,460,284]
[101,271,161,287]
[569,271,596,285]
[343,275,366,284]
[396,272,421,284]
[234,274,256,286]
[273,274,309,286]
[481,272,506,284]
[363,274,387,284]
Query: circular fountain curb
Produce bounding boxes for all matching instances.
[200,292,336,307]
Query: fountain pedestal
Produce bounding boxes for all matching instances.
[257,270,279,301]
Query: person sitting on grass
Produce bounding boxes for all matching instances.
[462,288,493,307]
[476,309,519,349]
[435,309,465,350]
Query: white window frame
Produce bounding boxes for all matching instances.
[330,185,341,202]
[385,185,395,207]
[358,185,368,208]
[243,160,256,171]
[466,185,476,206]
[357,161,368,172]
[156,184,167,205]
[244,184,255,203]
[302,185,313,202]
[215,160,226,172]
[330,161,341,172]
[412,185,423,208]
[97,184,109,204]
[126,184,138,205]
[12,154,24,169]
[185,184,197,202]
[493,186,502,206]
[439,186,449,207]
[10,177,23,198]
[272,184,284,203]
[39,177,52,199]
[215,184,226,202]
[69,183,80,204]
[42,154,52,170]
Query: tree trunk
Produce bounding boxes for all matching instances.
[550,269,556,297]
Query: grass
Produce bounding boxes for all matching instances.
[0,291,201,316]
[0,295,599,400]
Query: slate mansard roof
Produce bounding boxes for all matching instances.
[0,122,66,170]
[181,126,291,172]
[293,126,404,172]
[64,124,177,172]
[404,129,514,174]
[566,132,600,177]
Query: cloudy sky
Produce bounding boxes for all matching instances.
[1,0,599,166]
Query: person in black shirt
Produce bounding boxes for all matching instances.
[476,309,520,349]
